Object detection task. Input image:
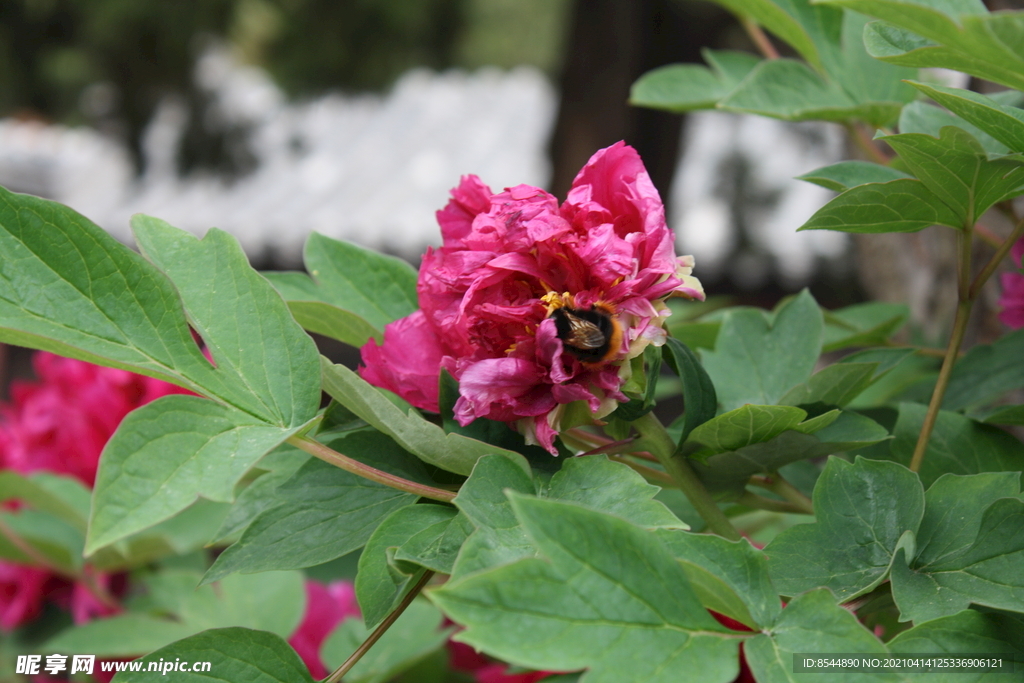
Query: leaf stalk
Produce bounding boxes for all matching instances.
[287,436,456,503]
[632,413,742,541]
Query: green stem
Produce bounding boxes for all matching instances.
[632,413,742,541]
[749,474,814,515]
[740,16,780,59]
[846,122,891,165]
[736,491,811,515]
[909,228,974,473]
[287,436,455,503]
[323,570,434,683]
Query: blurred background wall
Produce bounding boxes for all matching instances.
[0,0,868,389]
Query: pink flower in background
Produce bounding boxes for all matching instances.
[997,237,1024,329]
[288,580,360,679]
[448,640,556,683]
[0,352,188,486]
[0,562,49,631]
[360,142,703,452]
[0,351,185,635]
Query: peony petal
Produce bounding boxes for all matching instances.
[359,311,444,412]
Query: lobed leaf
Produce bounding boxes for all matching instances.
[880,127,1024,225]
[798,178,963,233]
[701,289,824,413]
[86,395,303,555]
[765,457,924,601]
[203,442,419,583]
[433,496,742,683]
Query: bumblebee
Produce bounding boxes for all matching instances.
[549,302,623,364]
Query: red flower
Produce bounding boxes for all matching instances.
[0,562,49,631]
[997,237,1024,329]
[360,143,703,453]
[288,580,359,679]
[0,352,188,486]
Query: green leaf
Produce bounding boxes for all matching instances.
[321,602,452,683]
[828,1,1024,91]
[881,127,1024,225]
[779,362,878,407]
[263,271,382,347]
[212,446,312,543]
[0,510,82,572]
[629,50,761,112]
[890,472,1022,623]
[110,627,314,683]
[822,301,909,351]
[656,530,780,629]
[0,471,89,533]
[393,511,474,575]
[798,160,911,192]
[203,450,417,583]
[799,178,964,233]
[878,402,1024,488]
[943,328,1024,410]
[662,337,718,447]
[701,290,824,412]
[765,456,924,601]
[694,411,890,495]
[49,570,305,657]
[47,615,197,659]
[432,496,741,683]
[0,189,232,394]
[745,590,890,683]
[321,358,529,476]
[451,454,685,580]
[302,232,418,332]
[888,609,1024,679]
[719,59,904,126]
[685,405,809,458]
[86,395,302,555]
[906,81,1024,153]
[132,215,320,427]
[898,99,1010,157]
[977,404,1024,426]
[356,505,454,629]
[838,347,917,376]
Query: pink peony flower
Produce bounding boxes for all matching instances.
[360,142,703,452]
[0,561,50,631]
[448,639,556,683]
[997,237,1024,329]
[288,580,360,679]
[0,352,189,486]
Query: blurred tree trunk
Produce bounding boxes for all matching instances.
[548,0,733,202]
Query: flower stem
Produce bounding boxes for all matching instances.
[632,413,742,541]
[740,17,779,60]
[748,474,814,515]
[909,228,974,473]
[287,436,455,503]
[970,214,1024,299]
[323,570,434,683]
[846,122,891,165]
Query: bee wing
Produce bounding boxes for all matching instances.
[564,312,606,349]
